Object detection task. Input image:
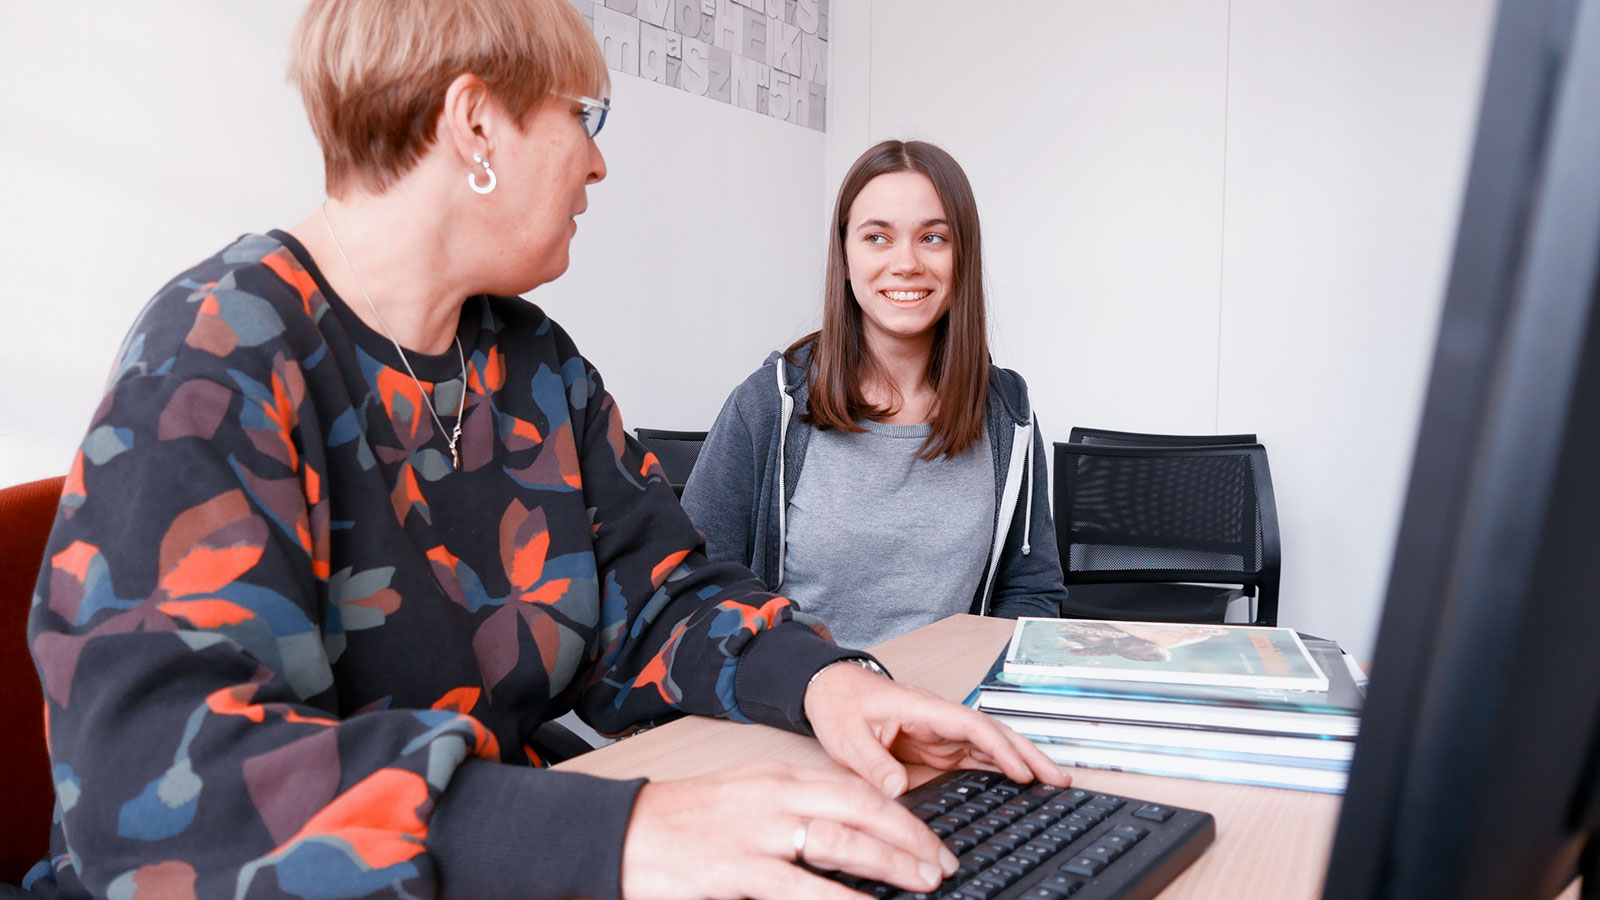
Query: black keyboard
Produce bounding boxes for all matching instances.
[827,769,1214,900]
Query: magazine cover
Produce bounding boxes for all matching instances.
[976,638,1364,718]
[1002,618,1329,691]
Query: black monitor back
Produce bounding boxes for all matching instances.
[1322,0,1600,897]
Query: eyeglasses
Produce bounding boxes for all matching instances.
[560,93,610,139]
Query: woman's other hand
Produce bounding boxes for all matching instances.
[620,761,957,900]
[804,662,1070,797]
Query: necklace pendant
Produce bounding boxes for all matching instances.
[449,423,463,469]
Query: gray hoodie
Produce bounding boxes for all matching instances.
[682,344,1068,622]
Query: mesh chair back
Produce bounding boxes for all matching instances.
[634,429,707,491]
[1053,443,1281,624]
[1068,426,1258,447]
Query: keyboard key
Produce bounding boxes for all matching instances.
[973,789,1010,808]
[1111,823,1148,841]
[985,826,1024,845]
[945,784,984,801]
[936,813,973,830]
[990,858,1028,882]
[956,802,991,819]
[929,820,957,837]
[1059,855,1108,877]
[964,850,1001,872]
[1086,842,1124,862]
[1038,874,1084,894]
[962,822,998,841]
[944,834,978,855]
[1046,822,1087,843]
[1005,847,1045,867]
[1010,793,1044,811]
[1024,809,1061,828]
[1099,833,1135,851]
[1089,795,1126,811]
[975,841,1011,861]
[1024,839,1064,858]
[958,875,1009,899]
[977,815,1011,832]
[994,802,1029,820]
[1134,804,1177,823]
[1043,798,1081,817]
[1008,819,1045,839]
[1065,811,1103,830]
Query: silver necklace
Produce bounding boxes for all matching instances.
[320,203,468,469]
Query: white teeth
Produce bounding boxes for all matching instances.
[884,290,930,302]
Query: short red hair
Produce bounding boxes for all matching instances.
[289,0,608,196]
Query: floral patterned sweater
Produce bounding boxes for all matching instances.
[25,231,856,900]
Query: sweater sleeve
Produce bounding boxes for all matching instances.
[559,352,856,738]
[988,414,1071,620]
[29,366,526,899]
[679,375,765,574]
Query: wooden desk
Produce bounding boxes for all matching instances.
[560,615,1341,899]
[558,615,1585,899]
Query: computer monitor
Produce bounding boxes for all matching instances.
[1321,0,1600,898]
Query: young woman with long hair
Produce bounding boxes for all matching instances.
[683,140,1068,650]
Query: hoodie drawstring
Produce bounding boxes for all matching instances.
[1022,419,1034,556]
[774,362,791,587]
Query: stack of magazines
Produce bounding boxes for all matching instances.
[969,617,1366,793]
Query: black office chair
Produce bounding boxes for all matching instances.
[1068,426,1258,447]
[633,428,707,497]
[1053,442,1281,626]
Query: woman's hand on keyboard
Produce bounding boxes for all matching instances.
[620,760,956,900]
[803,663,1070,797]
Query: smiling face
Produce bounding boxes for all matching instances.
[488,93,608,292]
[844,171,956,353]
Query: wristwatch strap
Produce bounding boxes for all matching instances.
[806,655,893,692]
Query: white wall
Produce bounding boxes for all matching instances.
[837,0,1496,657]
[0,2,828,485]
[1216,1,1496,652]
[537,75,827,433]
[0,4,326,485]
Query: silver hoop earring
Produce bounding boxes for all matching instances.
[469,153,496,195]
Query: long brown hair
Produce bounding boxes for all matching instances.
[790,140,990,460]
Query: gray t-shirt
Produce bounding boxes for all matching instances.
[778,420,995,650]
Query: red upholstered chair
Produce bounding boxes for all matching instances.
[1,475,64,886]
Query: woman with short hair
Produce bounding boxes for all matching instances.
[683,141,1069,651]
[24,6,1061,899]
